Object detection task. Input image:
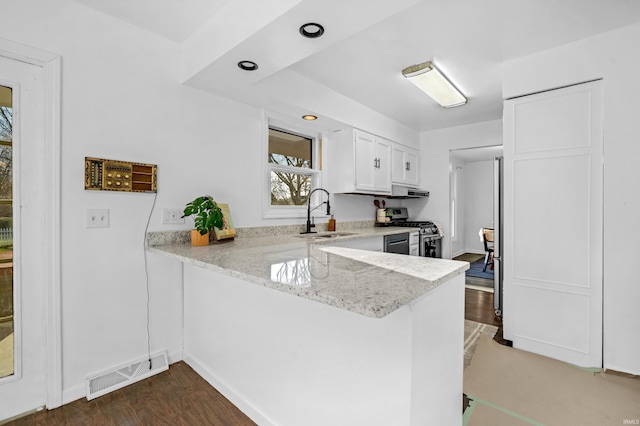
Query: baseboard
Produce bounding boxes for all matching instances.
[465,249,485,255]
[183,353,279,426]
[62,383,85,406]
[167,349,183,365]
[451,250,465,258]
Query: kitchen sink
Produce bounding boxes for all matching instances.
[295,232,357,239]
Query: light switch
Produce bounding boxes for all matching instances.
[87,209,110,228]
[162,208,185,224]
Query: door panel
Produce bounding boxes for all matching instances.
[513,155,591,286]
[374,137,391,192]
[503,80,603,368]
[0,56,48,420]
[354,130,376,191]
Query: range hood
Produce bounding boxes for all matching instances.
[335,186,429,199]
[390,185,430,199]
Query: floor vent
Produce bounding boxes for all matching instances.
[85,351,168,400]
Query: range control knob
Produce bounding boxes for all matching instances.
[431,227,438,233]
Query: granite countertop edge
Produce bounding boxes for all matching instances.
[147,228,469,319]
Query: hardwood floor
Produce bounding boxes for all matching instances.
[5,363,256,426]
[6,271,505,425]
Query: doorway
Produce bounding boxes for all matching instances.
[0,43,62,420]
[449,145,502,295]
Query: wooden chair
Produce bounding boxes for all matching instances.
[482,228,494,272]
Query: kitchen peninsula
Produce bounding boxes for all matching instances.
[148,228,468,426]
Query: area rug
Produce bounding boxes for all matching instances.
[466,258,494,280]
[463,334,640,425]
[464,320,498,369]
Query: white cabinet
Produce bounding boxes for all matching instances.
[329,128,392,195]
[409,231,419,256]
[391,143,419,187]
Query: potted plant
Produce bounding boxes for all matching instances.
[182,195,224,246]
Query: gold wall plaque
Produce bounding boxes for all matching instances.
[85,157,157,193]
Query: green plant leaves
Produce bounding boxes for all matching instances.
[182,195,224,235]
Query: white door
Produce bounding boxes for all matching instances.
[503,80,603,368]
[0,56,49,419]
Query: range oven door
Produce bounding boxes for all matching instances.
[420,235,442,258]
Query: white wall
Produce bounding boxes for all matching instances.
[0,0,421,404]
[463,160,494,254]
[502,22,640,375]
[416,120,502,259]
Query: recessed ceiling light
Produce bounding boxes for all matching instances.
[302,115,318,121]
[299,23,324,38]
[237,60,258,71]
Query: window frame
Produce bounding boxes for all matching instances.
[262,115,324,219]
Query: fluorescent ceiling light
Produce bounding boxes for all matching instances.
[402,61,466,108]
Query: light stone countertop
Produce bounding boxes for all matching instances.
[148,227,469,319]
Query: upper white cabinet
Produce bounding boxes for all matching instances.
[329,128,392,194]
[391,143,419,187]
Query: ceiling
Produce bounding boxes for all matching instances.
[75,0,640,133]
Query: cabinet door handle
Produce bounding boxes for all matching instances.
[373,158,378,169]
[405,162,410,171]
[377,158,380,168]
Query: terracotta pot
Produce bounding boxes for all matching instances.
[191,230,209,246]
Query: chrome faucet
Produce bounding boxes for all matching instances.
[301,188,331,234]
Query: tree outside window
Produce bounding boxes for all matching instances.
[268,128,315,206]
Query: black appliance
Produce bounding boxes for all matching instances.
[384,232,409,255]
[381,208,442,258]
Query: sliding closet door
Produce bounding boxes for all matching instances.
[503,80,603,368]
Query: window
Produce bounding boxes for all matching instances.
[264,122,321,218]
[269,128,313,206]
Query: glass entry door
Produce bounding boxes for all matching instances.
[0,53,49,420]
[0,85,12,379]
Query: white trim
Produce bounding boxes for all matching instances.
[0,37,62,409]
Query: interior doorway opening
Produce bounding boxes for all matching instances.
[449,145,502,296]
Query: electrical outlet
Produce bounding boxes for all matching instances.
[87,209,110,228]
[162,208,185,224]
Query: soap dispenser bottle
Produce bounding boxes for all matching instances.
[328,215,336,232]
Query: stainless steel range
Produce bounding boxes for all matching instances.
[381,207,442,258]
